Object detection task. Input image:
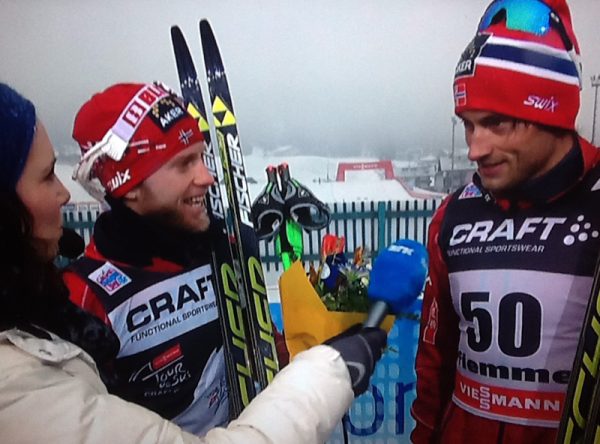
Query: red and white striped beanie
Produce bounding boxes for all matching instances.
[453,0,582,130]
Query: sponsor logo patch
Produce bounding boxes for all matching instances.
[458,183,482,200]
[149,97,186,132]
[523,95,558,113]
[448,215,599,249]
[107,169,131,192]
[89,262,132,295]
[455,33,490,78]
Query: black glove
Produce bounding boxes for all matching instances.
[324,325,387,396]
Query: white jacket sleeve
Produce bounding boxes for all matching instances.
[0,331,352,444]
[205,345,354,444]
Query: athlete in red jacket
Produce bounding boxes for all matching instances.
[411,1,600,442]
[64,82,288,436]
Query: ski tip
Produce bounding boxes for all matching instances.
[199,18,216,43]
[199,18,211,31]
[170,25,182,36]
[199,18,224,72]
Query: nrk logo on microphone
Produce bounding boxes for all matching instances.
[388,244,417,255]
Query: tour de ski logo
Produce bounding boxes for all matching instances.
[88,262,132,295]
[129,343,192,394]
[458,182,482,200]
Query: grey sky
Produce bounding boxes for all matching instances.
[2,0,600,159]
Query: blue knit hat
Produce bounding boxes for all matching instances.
[0,83,36,192]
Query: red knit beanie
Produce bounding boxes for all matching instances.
[72,82,203,198]
[454,0,582,130]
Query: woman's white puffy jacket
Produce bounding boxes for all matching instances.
[0,328,353,444]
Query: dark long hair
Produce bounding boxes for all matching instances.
[0,190,119,367]
[0,82,118,368]
[0,190,69,331]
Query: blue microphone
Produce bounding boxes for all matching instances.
[364,239,429,328]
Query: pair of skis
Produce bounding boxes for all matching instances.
[170,21,278,419]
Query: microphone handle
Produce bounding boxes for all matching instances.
[363,301,389,328]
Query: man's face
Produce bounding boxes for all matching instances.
[460,110,571,195]
[129,142,215,232]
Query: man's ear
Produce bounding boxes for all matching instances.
[123,186,140,203]
[121,185,145,214]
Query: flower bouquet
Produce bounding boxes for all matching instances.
[279,234,396,358]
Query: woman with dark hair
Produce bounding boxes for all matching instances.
[0,85,71,327]
[0,85,117,358]
[0,82,387,443]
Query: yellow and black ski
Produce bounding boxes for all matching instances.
[199,19,279,391]
[170,25,256,419]
[558,254,600,443]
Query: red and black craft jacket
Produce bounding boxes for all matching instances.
[63,200,288,436]
[411,138,600,443]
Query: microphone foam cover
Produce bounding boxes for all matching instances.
[368,239,428,314]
